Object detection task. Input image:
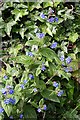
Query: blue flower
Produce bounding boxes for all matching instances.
[53,81,59,88]
[1,88,7,95]
[47,17,54,23]
[55,17,58,22]
[4,98,16,105]
[9,98,16,105]
[41,65,46,71]
[4,99,10,104]
[9,89,14,94]
[20,84,25,89]
[50,42,57,49]
[23,80,28,84]
[20,114,23,119]
[64,67,69,73]
[3,75,8,79]
[64,67,73,73]
[69,67,73,72]
[9,116,13,119]
[43,104,47,110]
[60,55,64,62]
[0,107,4,113]
[29,74,34,80]
[37,108,41,113]
[33,88,38,92]
[36,33,45,39]
[66,56,72,64]
[40,12,46,19]
[26,52,33,57]
[57,90,64,97]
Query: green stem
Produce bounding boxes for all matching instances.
[71,104,80,114]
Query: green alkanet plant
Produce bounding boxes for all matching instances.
[0,1,80,120]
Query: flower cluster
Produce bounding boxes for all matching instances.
[50,42,57,49]
[64,67,73,73]
[53,81,64,97]
[57,90,64,97]
[40,9,58,23]
[26,52,33,57]
[66,56,72,64]
[37,104,47,113]
[36,33,45,39]
[1,85,14,95]
[53,81,59,88]
[29,74,34,80]
[4,98,16,105]
[40,12,46,19]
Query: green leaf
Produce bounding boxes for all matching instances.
[46,27,53,36]
[14,55,34,65]
[24,104,37,119]
[5,20,16,36]
[19,28,26,39]
[9,44,23,56]
[37,80,46,91]
[58,70,70,80]
[12,9,28,21]
[48,62,57,76]
[30,101,38,108]
[69,33,78,43]
[6,64,12,74]
[39,48,61,64]
[41,89,60,103]
[36,66,41,76]
[43,2,53,8]
[25,40,39,46]
[1,101,12,117]
[39,98,44,107]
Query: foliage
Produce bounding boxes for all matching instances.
[0,1,80,120]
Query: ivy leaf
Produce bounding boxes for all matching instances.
[12,9,28,21]
[69,33,78,43]
[43,2,53,8]
[5,20,16,36]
